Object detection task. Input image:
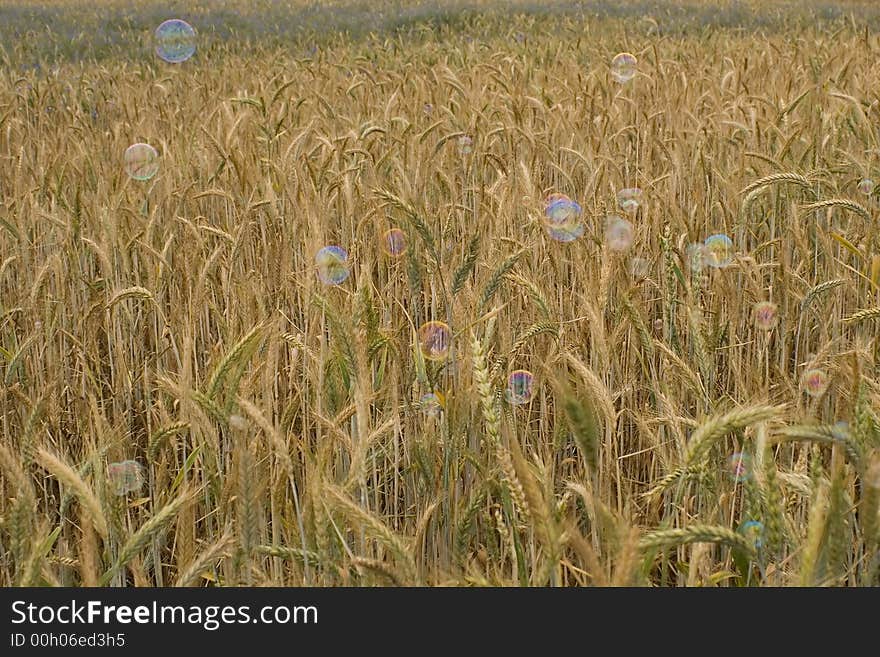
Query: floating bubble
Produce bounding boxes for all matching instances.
[505,370,535,405]
[686,243,709,271]
[704,234,734,268]
[544,194,580,226]
[229,414,248,431]
[420,392,443,418]
[124,143,159,181]
[108,460,145,496]
[418,321,451,361]
[611,52,638,83]
[315,245,350,285]
[630,257,651,279]
[546,222,585,243]
[738,520,765,550]
[423,103,434,115]
[617,187,642,213]
[458,135,473,155]
[753,301,778,331]
[801,368,829,398]
[832,421,849,440]
[605,215,634,251]
[543,194,585,242]
[381,228,407,257]
[155,19,197,64]
[727,452,753,482]
[857,178,875,196]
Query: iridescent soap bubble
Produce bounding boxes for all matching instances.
[857,178,875,196]
[753,301,778,331]
[155,19,197,64]
[704,234,734,268]
[505,369,535,405]
[544,194,580,226]
[686,242,709,271]
[418,321,451,361]
[315,246,350,285]
[108,460,145,496]
[458,135,473,155]
[543,194,585,242]
[381,228,407,257]
[420,392,443,418]
[546,222,585,242]
[605,215,634,251]
[124,143,159,181]
[800,368,829,398]
[738,520,765,550]
[630,257,650,279]
[611,52,637,83]
[617,187,642,213]
[831,421,849,440]
[727,452,752,482]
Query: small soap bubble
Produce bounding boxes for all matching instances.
[315,246,350,285]
[381,228,407,257]
[738,520,765,550]
[605,215,634,251]
[418,321,451,360]
[704,234,733,268]
[857,178,874,196]
[686,242,709,271]
[458,135,473,155]
[420,392,443,418]
[423,103,434,115]
[800,368,829,398]
[543,194,585,242]
[229,414,248,431]
[616,187,642,213]
[124,143,159,181]
[611,52,638,83]
[155,19,197,64]
[630,257,651,279]
[727,452,752,482]
[753,301,778,331]
[505,370,535,405]
[108,460,145,496]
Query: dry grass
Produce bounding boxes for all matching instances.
[1,1,880,587]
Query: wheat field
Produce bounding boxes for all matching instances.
[1,0,879,588]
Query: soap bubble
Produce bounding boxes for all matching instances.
[458,135,473,155]
[605,215,634,251]
[315,246,350,285]
[686,243,709,271]
[155,19,197,64]
[738,520,765,550]
[753,301,778,331]
[727,452,752,482]
[124,143,159,181]
[543,194,584,242]
[704,234,734,268]
[857,178,874,196]
[505,370,535,405]
[108,460,145,496]
[420,392,443,417]
[630,257,651,279]
[611,52,637,83]
[381,228,407,257]
[418,321,451,360]
[617,187,642,213]
[800,368,829,398]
